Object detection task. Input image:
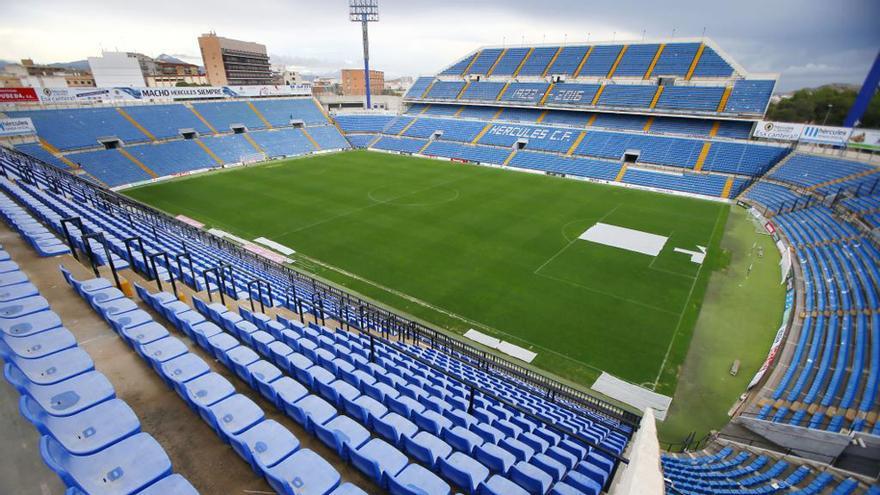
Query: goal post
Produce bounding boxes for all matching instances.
[240,152,267,165]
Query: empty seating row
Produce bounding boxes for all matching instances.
[0,250,196,494]
[62,267,364,495]
[334,115,396,134]
[439,42,735,80]
[0,148,633,462]
[177,289,616,495]
[622,168,742,198]
[376,115,781,175]
[12,123,348,187]
[404,104,753,140]
[749,206,880,434]
[7,98,331,152]
[344,134,378,149]
[661,446,875,495]
[770,153,877,192]
[0,189,70,257]
[412,79,769,116]
[745,182,806,212]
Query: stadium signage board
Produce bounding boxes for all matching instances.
[38,87,136,103]
[751,120,803,141]
[847,128,880,151]
[798,124,852,146]
[0,117,35,136]
[0,87,39,102]
[33,84,312,103]
[128,87,227,100]
[224,84,312,97]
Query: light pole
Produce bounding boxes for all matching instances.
[349,0,379,110]
[822,104,833,125]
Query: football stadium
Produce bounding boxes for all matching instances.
[1,2,879,494]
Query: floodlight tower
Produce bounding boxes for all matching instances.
[349,0,379,110]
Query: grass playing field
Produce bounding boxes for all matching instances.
[125,150,731,395]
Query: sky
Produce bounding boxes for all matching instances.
[0,0,877,92]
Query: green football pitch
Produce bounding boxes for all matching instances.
[125,150,731,395]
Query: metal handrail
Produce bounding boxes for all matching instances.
[0,145,642,430]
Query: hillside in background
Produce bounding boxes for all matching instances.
[767,84,879,128]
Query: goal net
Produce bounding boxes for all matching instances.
[240,152,267,165]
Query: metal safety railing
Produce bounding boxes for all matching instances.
[0,145,643,432]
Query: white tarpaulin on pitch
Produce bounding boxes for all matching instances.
[592,373,673,421]
[463,329,537,363]
[579,223,668,256]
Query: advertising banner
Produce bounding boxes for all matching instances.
[799,124,853,146]
[0,87,39,103]
[224,84,312,97]
[0,117,36,136]
[126,86,227,100]
[35,85,313,103]
[747,289,794,389]
[847,128,880,151]
[37,87,136,104]
[752,120,803,141]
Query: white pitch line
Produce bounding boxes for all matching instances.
[533,270,680,316]
[651,206,725,389]
[534,204,621,274]
[293,252,609,375]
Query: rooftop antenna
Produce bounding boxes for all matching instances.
[542,34,546,44]
[349,0,379,110]
[564,33,568,46]
[587,32,591,42]
[641,29,646,41]
[672,28,676,38]
[701,26,706,40]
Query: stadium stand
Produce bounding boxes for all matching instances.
[691,45,735,78]
[0,232,196,493]
[769,153,876,191]
[13,142,71,170]
[345,134,378,149]
[191,101,268,131]
[201,134,258,163]
[6,97,345,187]
[251,128,317,157]
[250,98,328,126]
[306,126,351,150]
[662,445,875,495]
[0,146,639,495]
[334,114,396,134]
[5,31,880,492]
[70,148,155,187]
[121,104,214,139]
[461,81,506,101]
[410,40,774,117]
[404,76,434,98]
[6,108,151,150]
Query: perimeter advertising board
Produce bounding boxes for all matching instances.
[752,120,803,141]
[0,117,35,136]
[30,84,312,103]
[847,128,880,151]
[0,87,39,102]
[798,124,853,146]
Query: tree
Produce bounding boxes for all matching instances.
[766,85,880,128]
